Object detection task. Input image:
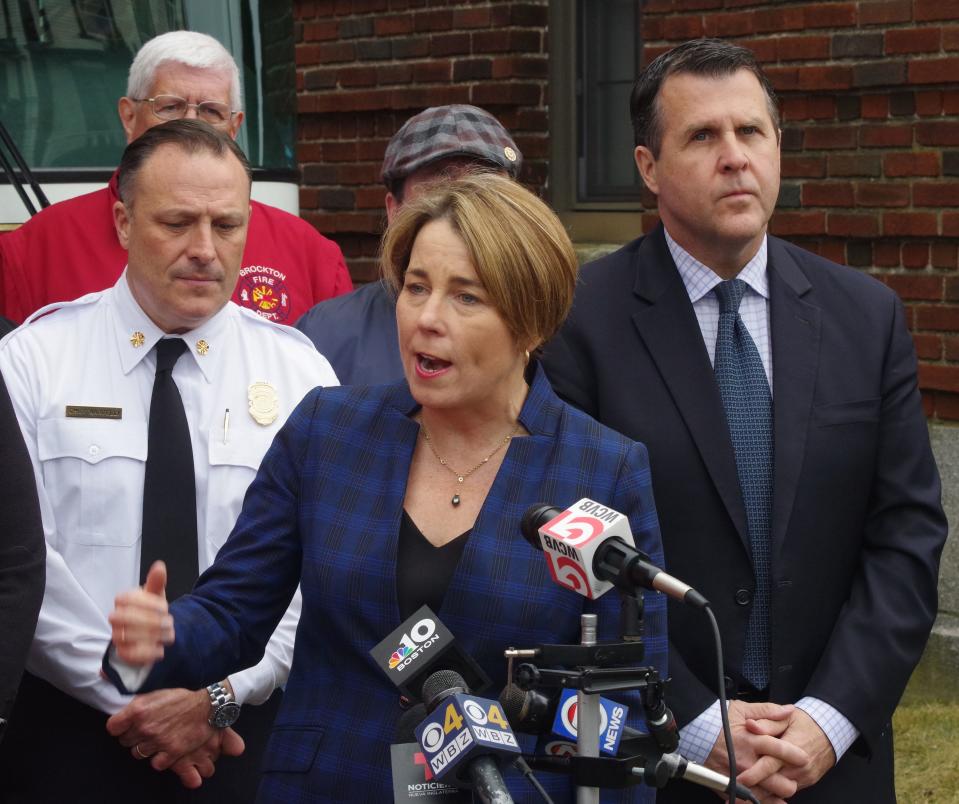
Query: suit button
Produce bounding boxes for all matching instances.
[734,588,752,606]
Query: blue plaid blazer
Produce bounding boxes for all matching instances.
[134,366,667,803]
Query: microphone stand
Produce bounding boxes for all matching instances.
[505,590,670,802]
[575,614,600,804]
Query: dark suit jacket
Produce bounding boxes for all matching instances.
[542,225,947,803]
[117,367,668,803]
[0,367,45,736]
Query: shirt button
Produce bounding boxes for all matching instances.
[734,588,752,606]
[88,445,100,457]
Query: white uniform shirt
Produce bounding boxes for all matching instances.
[0,273,338,714]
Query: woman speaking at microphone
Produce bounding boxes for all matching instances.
[105,172,667,802]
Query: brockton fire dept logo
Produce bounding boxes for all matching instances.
[237,265,291,322]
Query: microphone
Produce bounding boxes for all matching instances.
[417,670,518,804]
[638,753,756,802]
[499,683,555,735]
[500,684,631,756]
[391,704,471,803]
[395,704,428,743]
[370,605,491,702]
[521,501,709,608]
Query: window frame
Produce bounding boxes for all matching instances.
[548,0,647,243]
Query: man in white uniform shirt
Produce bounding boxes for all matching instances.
[0,120,337,802]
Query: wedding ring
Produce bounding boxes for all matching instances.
[135,744,150,759]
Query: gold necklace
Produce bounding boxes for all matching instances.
[421,421,520,507]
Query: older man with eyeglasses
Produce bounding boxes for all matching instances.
[0,30,352,326]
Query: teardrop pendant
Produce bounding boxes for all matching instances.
[451,494,461,506]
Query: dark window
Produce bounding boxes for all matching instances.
[577,0,644,202]
[0,0,294,171]
[549,0,644,242]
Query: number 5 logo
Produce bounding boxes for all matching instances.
[548,555,590,594]
[544,511,603,547]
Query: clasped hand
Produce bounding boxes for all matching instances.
[107,560,244,787]
[705,701,836,803]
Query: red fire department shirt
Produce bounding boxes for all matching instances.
[0,172,352,325]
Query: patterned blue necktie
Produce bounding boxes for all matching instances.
[714,279,772,689]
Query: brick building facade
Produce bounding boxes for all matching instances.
[293,0,959,423]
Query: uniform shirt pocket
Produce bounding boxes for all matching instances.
[208,423,276,470]
[205,423,278,555]
[37,417,148,546]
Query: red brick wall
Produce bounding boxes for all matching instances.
[642,0,959,421]
[293,0,550,283]
[294,0,959,421]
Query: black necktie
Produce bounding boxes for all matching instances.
[714,279,773,689]
[140,338,198,600]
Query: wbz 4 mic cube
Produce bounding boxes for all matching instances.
[537,498,637,599]
[415,695,521,783]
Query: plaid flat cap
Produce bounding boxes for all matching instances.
[381,104,523,187]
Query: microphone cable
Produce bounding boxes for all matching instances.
[705,604,741,804]
[513,757,556,804]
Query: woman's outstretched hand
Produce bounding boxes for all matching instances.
[109,560,175,665]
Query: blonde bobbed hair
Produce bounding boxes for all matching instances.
[380,171,578,351]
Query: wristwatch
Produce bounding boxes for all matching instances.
[206,681,241,729]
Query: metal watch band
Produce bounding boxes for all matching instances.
[206,681,240,728]
[207,681,234,708]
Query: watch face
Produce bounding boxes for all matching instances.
[212,701,241,728]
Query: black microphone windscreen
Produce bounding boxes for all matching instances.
[422,669,469,712]
[498,683,528,722]
[394,704,427,743]
[499,683,556,735]
[520,504,561,549]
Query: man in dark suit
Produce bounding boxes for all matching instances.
[543,39,947,803]
[0,367,44,742]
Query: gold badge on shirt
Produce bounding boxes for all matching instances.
[248,382,279,426]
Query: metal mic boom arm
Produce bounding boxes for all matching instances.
[514,662,666,699]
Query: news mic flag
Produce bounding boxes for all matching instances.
[370,605,490,702]
[550,689,629,757]
[534,498,637,599]
[390,743,470,803]
[415,687,521,785]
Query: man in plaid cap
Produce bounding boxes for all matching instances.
[296,104,522,385]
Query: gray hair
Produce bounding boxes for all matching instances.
[631,38,779,158]
[126,31,243,111]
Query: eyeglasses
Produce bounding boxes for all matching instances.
[133,95,237,127]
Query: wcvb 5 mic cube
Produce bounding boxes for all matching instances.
[537,498,636,599]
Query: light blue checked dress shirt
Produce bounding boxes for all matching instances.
[663,229,859,766]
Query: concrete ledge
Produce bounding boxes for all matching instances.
[907,423,958,702]
[574,243,621,265]
[905,615,959,703]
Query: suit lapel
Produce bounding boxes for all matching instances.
[630,227,749,548]
[767,238,821,557]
